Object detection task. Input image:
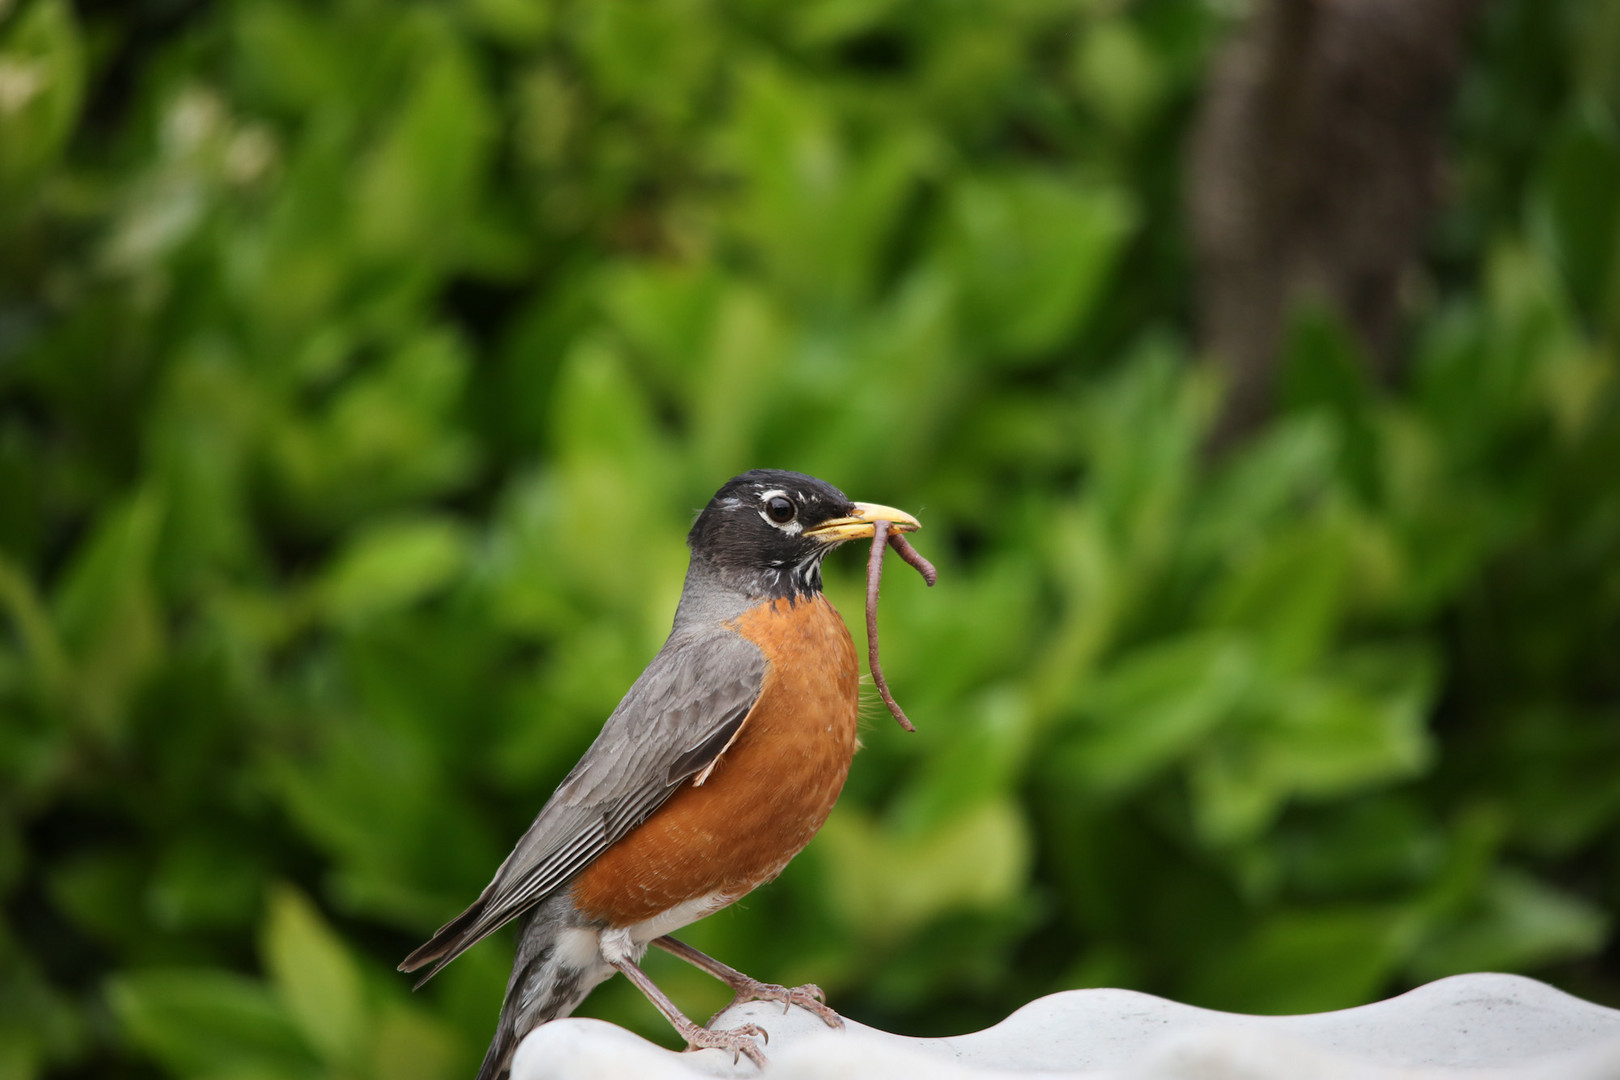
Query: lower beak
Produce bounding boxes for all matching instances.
[804,502,922,543]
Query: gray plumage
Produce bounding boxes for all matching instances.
[399,621,766,985]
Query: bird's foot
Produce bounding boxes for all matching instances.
[712,979,844,1030]
[681,1021,769,1068]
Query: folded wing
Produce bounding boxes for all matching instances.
[398,626,766,984]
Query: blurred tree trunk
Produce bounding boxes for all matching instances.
[1189,0,1481,447]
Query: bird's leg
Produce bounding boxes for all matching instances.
[653,935,844,1030]
[607,954,769,1068]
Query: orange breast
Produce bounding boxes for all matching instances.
[570,594,860,928]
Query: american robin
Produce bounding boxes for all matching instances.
[399,469,923,1077]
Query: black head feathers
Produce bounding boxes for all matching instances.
[686,470,857,600]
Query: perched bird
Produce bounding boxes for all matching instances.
[400,469,923,1077]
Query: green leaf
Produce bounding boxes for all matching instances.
[107,969,319,1078]
[355,29,495,261]
[318,516,470,624]
[48,490,166,738]
[941,173,1136,361]
[1187,905,1422,1014]
[261,885,367,1066]
[52,491,163,649]
[1280,302,1382,502]
[48,852,150,950]
[148,835,266,932]
[1202,512,1354,675]
[722,62,929,308]
[820,799,1032,941]
[1073,19,1165,133]
[1531,100,1620,325]
[1190,651,1435,843]
[579,0,717,121]
[0,0,85,195]
[1258,659,1435,797]
[0,553,68,700]
[232,1,350,114]
[1411,870,1610,983]
[0,935,84,1080]
[1064,633,1253,796]
[1189,416,1338,562]
[272,332,479,523]
[461,0,552,46]
[893,686,1037,833]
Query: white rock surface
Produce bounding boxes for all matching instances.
[510,972,1620,1079]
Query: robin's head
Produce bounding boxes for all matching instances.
[686,469,919,601]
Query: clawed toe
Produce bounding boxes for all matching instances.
[781,983,842,1029]
[710,980,844,1030]
[685,1023,769,1068]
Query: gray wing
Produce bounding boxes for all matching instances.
[399,625,765,984]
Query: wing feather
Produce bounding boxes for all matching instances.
[399,625,765,982]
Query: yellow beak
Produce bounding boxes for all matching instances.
[804,501,922,542]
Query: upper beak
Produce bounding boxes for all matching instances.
[804,501,922,543]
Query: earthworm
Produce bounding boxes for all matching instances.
[888,531,937,586]
[866,520,936,732]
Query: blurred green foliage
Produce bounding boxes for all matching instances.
[2,0,1619,1077]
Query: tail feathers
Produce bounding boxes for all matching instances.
[476,915,606,1080]
[475,1027,516,1080]
[399,896,490,987]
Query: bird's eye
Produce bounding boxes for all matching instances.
[764,496,796,524]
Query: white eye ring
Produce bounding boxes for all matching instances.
[759,490,799,529]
